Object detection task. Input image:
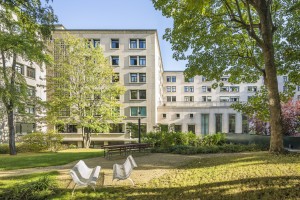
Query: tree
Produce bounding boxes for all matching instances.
[152,0,300,153]
[0,0,57,155]
[47,34,125,148]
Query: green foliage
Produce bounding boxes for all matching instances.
[200,133,226,146]
[153,144,266,155]
[0,175,58,200]
[47,34,125,147]
[21,131,63,152]
[142,131,200,148]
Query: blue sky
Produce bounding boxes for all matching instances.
[48,0,187,71]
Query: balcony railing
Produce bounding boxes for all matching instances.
[160,101,246,108]
[60,133,136,142]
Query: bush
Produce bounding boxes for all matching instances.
[21,131,63,153]
[200,133,226,146]
[153,143,266,155]
[0,176,57,200]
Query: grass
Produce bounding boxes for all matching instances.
[0,148,103,170]
[1,152,300,199]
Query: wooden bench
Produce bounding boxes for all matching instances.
[112,155,137,185]
[68,160,101,195]
[102,143,152,159]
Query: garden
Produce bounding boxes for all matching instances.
[0,131,299,199]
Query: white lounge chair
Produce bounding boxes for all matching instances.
[112,155,137,185]
[68,160,101,195]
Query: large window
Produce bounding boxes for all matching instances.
[202,96,212,102]
[111,56,119,66]
[202,86,211,92]
[16,123,35,134]
[111,39,119,49]
[27,67,35,79]
[166,86,176,92]
[130,73,146,83]
[174,125,182,132]
[229,114,236,133]
[184,77,194,82]
[201,114,209,134]
[25,105,35,114]
[130,56,146,66]
[130,106,147,117]
[129,39,146,49]
[242,115,249,134]
[93,39,100,47]
[215,114,222,133]
[130,90,146,100]
[167,96,176,102]
[221,86,239,92]
[112,73,119,82]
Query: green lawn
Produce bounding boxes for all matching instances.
[0,149,103,170]
[1,152,300,200]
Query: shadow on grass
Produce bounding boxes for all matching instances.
[53,176,300,200]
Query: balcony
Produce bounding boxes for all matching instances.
[61,133,137,142]
[160,101,244,108]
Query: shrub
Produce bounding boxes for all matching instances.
[200,133,226,146]
[0,176,57,200]
[21,131,63,153]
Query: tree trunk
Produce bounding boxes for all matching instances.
[7,109,16,155]
[258,2,284,153]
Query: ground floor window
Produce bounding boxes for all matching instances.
[229,114,236,133]
[201,114,209,134]
[242,115,249,134]
[188,124,195,134]
[126,123,147,138]
[109,123,125,133]
[215,114,222,133]
[174,125,182,132]
[16,123,35,134]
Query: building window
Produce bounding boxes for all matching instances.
[112,73,119,82]
[139,39,146,48]
[162,113,167,118]
[174,125,182,132]
[229,114,236,133]
[298,86,300,91]
[93,39,100,47]
[130,56,146,66]
[184,96,194,102]
[220,86,229,92]
[167,96,176,102]
[139,73,146,82]
[129,39,146,49]
[248,86,257,92]
[130,73,146,83]
[202,96,212,102]
[166,76,176,82]
[230,86,239,92]
[242,115,249,134]
[215,114,222,133]
[283,76,288,82]
[130,90,146,100]
[27,67,35,79]
[201,114,209,134]
[184,86,194,92]
[188,125,195,134]
[111,39,119,49]
[16,64,24,75]
[190,113,194,118]
[283,86,287,92]
[27,86,35,96]
[202,76,207,82]
[202,86,211,92]
[25,105,35,114]
[130,106,146,117]
[111,56,119,66]
[230,96,239,102]
[176,113,180,118]
[166,86,176,92]
[184,77,194,82]
[220,96,230,102]
[298,95,300,100]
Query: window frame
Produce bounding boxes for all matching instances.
[111,55,120,66]
[111,39,119,49]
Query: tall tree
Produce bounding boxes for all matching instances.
[47,34,125,148]
[0,0,57,155]
[152,0,300,153]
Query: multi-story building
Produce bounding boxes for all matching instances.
[51,25,164,146]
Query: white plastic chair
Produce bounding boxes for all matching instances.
[112,155,137,185]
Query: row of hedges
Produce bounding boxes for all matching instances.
[142,131,226,148]
[152,143,267,154]
[0,131,63,154]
